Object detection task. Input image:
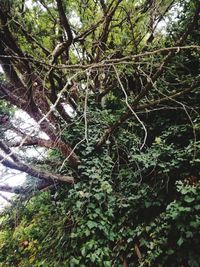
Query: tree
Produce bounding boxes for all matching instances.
[0,0,200,266]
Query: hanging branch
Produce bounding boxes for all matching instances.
[113,65,148,150]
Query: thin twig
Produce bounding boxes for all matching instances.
[113,65,147,150]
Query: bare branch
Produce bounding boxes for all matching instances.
[0,140,20,163]
[1,45,200,70]
[0,155,74,184]
[0,191,13,203]
[0,180,55,194]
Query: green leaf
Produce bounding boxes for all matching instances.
[87,221,97,229]
[177,237,184,246]
[184,195,195,203]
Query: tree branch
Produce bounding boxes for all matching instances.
[136,81,200,111]
[95,0,122,62]
[1,45,200,70]
[96,3,200,147]
[56,0,73,45]
[0,140,74,183]
[0,155,74,184]
[52,0,73,64]
[0,81,79,167]
[0,191,13,203]
[0,180,55,194]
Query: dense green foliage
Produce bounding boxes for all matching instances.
[0,0,200,266]
[1,114,200,266]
